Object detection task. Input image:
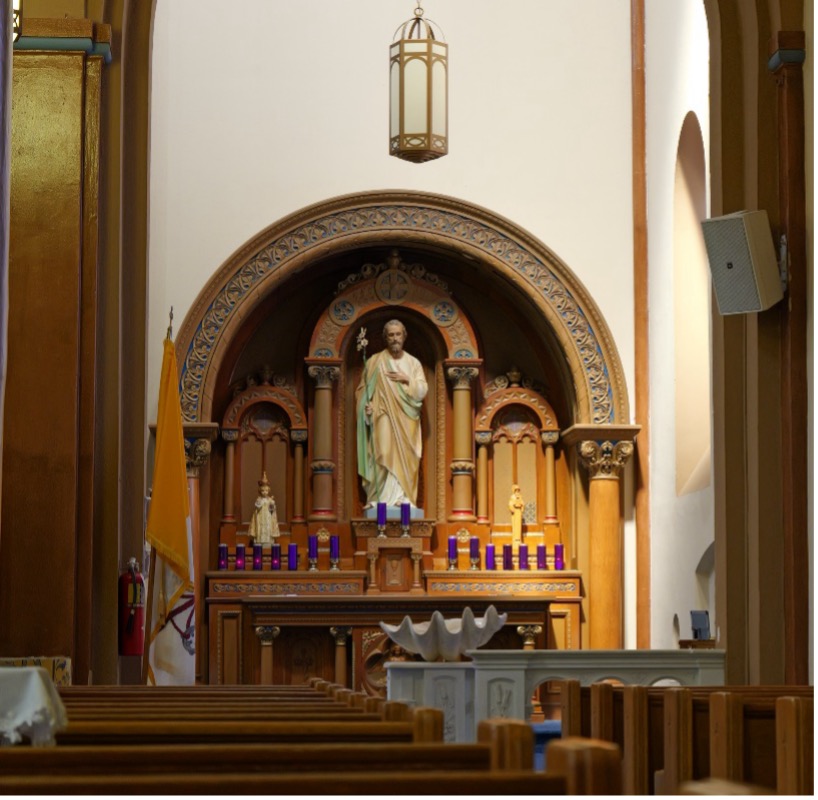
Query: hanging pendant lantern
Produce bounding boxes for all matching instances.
[389,2,448,163]
[12,0,23,42]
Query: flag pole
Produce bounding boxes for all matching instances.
[142,308,175,685]
[141,548,156,684]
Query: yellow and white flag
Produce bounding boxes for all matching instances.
[144,336,195,685]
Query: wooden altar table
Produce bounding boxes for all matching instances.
[206,578,551,693]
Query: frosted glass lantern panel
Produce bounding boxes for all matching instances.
[432,61,447,136]
[404,42,426,53]
[403,58,428,132]
[390,61,400,137]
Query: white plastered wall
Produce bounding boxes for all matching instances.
[149,0,639,639]
[645,1,714,648]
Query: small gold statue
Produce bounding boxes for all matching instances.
[248,472,280,544]
[508,484,524,544]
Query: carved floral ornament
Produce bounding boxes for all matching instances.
[175,194,628,427]
[309,250,479,362]
[577,439,635,479]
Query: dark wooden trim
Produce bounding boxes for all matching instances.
[631,0,650,649]
[769,31,809,685]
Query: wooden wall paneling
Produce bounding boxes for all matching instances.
[1,49,85,662]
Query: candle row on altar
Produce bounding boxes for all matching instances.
[447,537,565,570]
[376,502,412,527]
[217,537,340,571]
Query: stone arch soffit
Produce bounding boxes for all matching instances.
[310,269,479,361]
[175,191,630,426]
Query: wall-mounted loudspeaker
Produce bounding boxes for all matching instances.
[700,210,784,314]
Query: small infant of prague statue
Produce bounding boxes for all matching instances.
[248,472,280,544]
[508,484,524,544]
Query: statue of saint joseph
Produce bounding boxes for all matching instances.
[356,320,428,509]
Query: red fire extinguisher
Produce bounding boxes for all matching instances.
[119,557,145,656]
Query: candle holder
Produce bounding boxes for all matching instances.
[469,537,480,570]
[400,503,411,537]
[252,544,263,571]
[235,544,246,571]
[329,535,340,571]
[217,544,228,570]
[307,536,318,571]
[447,536,458,571]
[536,544,547,570]
[554,543,565,571]
[485,544,496,571]
[270,543,281,570]
[518,544,529,570]
[377,502,387,537]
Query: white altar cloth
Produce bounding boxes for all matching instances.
[0,666,68,746]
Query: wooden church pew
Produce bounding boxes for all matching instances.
[559,680,813,795]
[0,769,571,795]
[0,726,624,795]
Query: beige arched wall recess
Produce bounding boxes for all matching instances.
[175,191,631,429]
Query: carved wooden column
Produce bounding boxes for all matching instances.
[221,429,238,522]
[183,423,219,683]
[329,626,351,687]
[290,428,307,522]
[446,363,480,521]
[306,361,341,520]
[564,425,638,649]
[475,431,491,524]
[542,431,559,524]
[255,625,280,685]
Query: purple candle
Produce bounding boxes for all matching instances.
[448,536,458,562]
[554,543,565,570]
[537,544,547,570]
[330,535,340,561]
[271,543,281,570]
[287,543,298,571]
[485,543,496,570]
[502,544,513,570]
[252,544,263,570]
[217,544,228,570]
[519,544,529,570]
[401,502,411,527]
[235,543,246,570]
[470,537,480,560]
[308,535,318,560]
[377,502,387,526]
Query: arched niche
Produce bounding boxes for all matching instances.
[306,252,481,520]
[176,191,629,430]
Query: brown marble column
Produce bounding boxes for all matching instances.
[475,431,492,524]
[564,424,638,649]
[221,429,238,522]
[290,428,307,522]
[306,362,340,520]
[542,431,559,524]
[329,626,351,687]
[446,364,479,521]
[255,625,281,685]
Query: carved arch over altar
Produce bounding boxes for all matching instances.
[175,191,629,428]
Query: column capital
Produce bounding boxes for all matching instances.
[446,365,479,388]
[516,624,543,648]
[562,424,639,480]
[329,626,352,646]
[541,430,559,445]
[290,428,308,443]
[475,430,493,446]
[221,428,239,443]
[307,363,341,387]
[254,625,281,645]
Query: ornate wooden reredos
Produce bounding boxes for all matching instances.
[178,190,638,648]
